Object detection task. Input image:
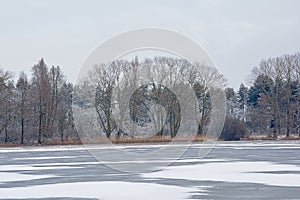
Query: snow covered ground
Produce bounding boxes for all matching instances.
[0,141,300,199]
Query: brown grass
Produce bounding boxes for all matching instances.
[110,135,206,144]
[1,135,299,147]
[243,135,275,141]
[112,137,171,144]
[74,135,207,145]
[48,138,83,145]
[0,143,21,147]
[281,136,300,140]
[243,134,300,141]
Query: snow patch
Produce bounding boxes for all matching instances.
[0,172,52,183]
[13,155,89,160]
[0,164,83,171]
[0,181,203,200]
[143,161,300,187]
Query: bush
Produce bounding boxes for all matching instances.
[220,117,247,141]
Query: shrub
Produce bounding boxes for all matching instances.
[220,117,247,141]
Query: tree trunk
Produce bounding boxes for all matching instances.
[4,125,8,143]
[286,112,290,138]
[21,118,24,144]
[60,129,64,142]
[38,110,42,144]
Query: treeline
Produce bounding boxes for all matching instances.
[1,56,227,144]
[73,56,226,141]
[1,53,300,144]
[0,59,78,144]
[224,52,300,139]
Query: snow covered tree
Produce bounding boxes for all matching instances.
[16,72,29,144]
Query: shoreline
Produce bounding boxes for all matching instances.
[0,135,300,148]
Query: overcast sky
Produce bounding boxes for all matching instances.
[0,0,300,89]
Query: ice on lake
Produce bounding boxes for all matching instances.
[0,141,300,199]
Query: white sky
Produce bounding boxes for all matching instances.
[0,0,299,89]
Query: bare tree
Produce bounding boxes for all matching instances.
[247,53,300,138]
[190,63,226,136]
[16,72,29,144]
[31,58,50,144]
[75,56,225,141]
[57,82,70,142]
[93,63,120,138]
[0,69,14,143]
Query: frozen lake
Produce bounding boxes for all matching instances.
[0,141,300,199]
